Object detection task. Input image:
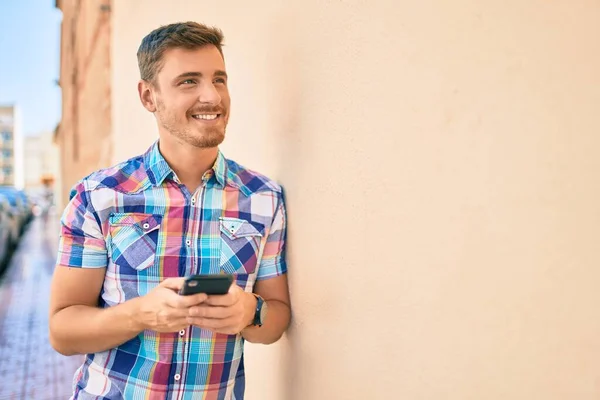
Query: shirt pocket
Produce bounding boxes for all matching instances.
[108,213,162,271]
[219,217,264,275]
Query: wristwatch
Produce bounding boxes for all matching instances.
[251,294,268,327]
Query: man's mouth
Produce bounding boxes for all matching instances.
[191,114,220,120]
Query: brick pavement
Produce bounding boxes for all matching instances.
[0,216,82,400]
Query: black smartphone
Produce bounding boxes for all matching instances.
[179,274,234,296]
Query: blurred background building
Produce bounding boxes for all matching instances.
[23,130,62,211]
[0,105,18,186]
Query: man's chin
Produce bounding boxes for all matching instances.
[189,133,225,149]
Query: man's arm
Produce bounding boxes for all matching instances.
[49,267,141,356]
[49,269,208,356]
[241,274,291,344]
[243,193,291,343]
[186,193,291,343]
[186,275,290,344]
[49,181,141,356]
[49,182,207,356]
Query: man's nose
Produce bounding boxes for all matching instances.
[198,81,221,105]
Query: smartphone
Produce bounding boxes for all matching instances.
[179,274,234,296]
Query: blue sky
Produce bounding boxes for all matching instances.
[0,0,62,136]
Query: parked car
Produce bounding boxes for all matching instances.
[15,189,34,229]
[0,195,16,269]
[0,186,33,235]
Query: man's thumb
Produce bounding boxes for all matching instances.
[159,277,186,291]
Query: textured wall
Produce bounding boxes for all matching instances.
[56,0,112,206]
[113,1,600,399]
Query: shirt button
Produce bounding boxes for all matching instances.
[186,240,191,246]
[174,374,181,381]
[191,197,196,204]
[142,223,150,230]
[179,329,185,336]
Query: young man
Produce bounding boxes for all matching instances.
[49,21,290,400]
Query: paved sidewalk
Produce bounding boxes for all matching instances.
[0,216,82,400]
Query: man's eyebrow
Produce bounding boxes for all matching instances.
[173,71,228,82]
[173,72,202,82]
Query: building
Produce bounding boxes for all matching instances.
[55,2,600,399]
[23,131,62,210]
[54,0,112,207]
[0,105,17,186]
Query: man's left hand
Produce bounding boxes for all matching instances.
[186,283,256,335]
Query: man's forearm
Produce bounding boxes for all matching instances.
[49,298,143,356]
[241,299,290,344]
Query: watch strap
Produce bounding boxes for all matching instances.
[252,294,264,327]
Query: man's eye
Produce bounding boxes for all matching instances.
[181,79,196,85]
[214,78,226,84]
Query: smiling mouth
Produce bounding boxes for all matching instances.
[191,114,220,120]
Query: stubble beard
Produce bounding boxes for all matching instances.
[156,98,226,149]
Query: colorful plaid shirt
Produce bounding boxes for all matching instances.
[56,141,287,400]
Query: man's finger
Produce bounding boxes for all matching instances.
[165,291,208,308]
[177,292,210,308]
[164,308,193,319]
[168,318,192,329]
[188,304,232,319]
[159,277,186,291]
[203,293,237,307]
[204,284,243,306]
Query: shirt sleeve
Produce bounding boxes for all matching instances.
[56,181,108,269]
[256,194,288,280]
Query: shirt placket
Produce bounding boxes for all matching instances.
[189,176,211,274]
[171,176,211,397]
[171,327,191,400]
[189,190,198,274]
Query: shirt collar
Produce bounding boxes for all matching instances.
[144,141,227,187]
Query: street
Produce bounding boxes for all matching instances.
[0,215,81,400]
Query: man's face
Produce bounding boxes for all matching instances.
[152,45,230,148]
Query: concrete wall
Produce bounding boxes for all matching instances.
[112,1,600,399]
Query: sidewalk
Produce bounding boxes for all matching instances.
[0,216,82,400]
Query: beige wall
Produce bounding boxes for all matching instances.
[113,1,600,399]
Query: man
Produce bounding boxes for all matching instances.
[49,21,290,400]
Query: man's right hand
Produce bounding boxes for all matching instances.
[134,278,208,333]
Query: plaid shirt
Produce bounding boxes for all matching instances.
[57,141,287,400]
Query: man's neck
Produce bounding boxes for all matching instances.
[157,138,219,193]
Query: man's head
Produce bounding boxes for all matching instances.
[137,22,230,149]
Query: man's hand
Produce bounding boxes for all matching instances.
[134,278,208,333]
[186,283,256,335]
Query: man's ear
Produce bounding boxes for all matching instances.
[138,80,157,112]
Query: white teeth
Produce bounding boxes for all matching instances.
[192,114,218,120]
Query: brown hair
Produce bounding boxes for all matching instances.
[137,21,225,83]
